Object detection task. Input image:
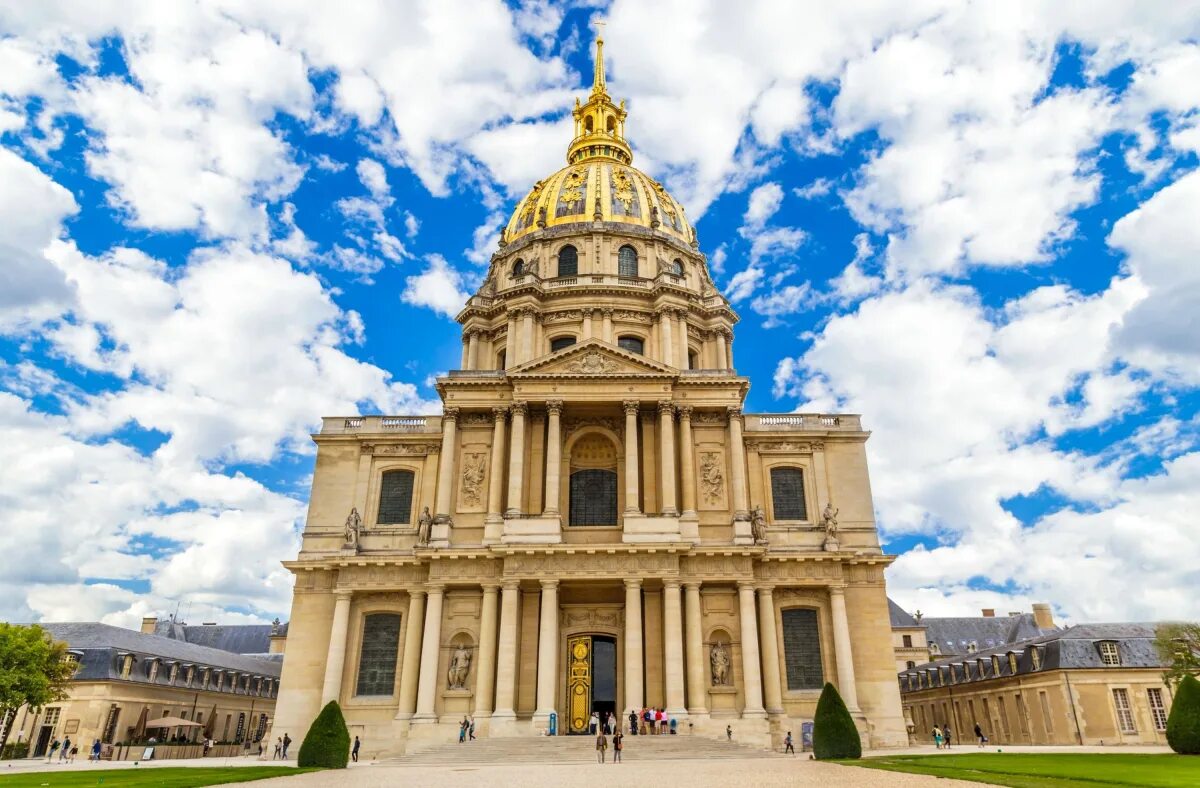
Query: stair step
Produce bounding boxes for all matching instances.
[384,736,784,766]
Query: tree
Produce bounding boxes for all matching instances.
[812,682,862,759]
[1166,674,1200,755]
[1154,623,1200,690]
[0,624,75,753]
[297,701,350,768]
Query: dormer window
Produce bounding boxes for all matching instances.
[168,663,179,685]
[147,659,159,682]
[120,654,135,679]
[992,655,1002,675]
[966,641,978,655]
[1030,647,1042,671]
[1098,641,1121,666]
[1007,652,1019,674]
[928,643,941,657]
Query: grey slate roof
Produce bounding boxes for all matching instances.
[922,613,1057,656]
[899,622,1167,689]
[152,620,285,655]
[42,623,282,684]
[888,597,922,628]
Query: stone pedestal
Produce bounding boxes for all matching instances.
[731,516,754,546]
[621,513,682,543]
[500,515,563,544]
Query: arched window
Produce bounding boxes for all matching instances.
[511,259,524,277]
[569,433,618,526]
[584,116,594,133]
[606,115,616,133]
[906,660,917,670]
[356,612,402,696]
[617,336,644,355]
[550,336,576,352]
[671,258,684,275]
[497,349,507,370]
[770,467,808,521]
[687,350,698,370]
[618,245,638,277]
[781,608,823,689]
[558,245,578,277]
[377,469,415,524]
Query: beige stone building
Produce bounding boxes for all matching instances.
[899,623,1175,746]
[5,622,281,759]
[269,37,907,757]
[888,599,1060,673]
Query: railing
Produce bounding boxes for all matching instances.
[744,413,862,431]
[321,416,442,434]
[502,273,657,293]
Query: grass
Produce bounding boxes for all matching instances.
[843,753,1200,787]
[0,766,316,787]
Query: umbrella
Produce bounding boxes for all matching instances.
[144,716,203,729]
[131,707,149,741]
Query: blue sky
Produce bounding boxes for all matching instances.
[2,1,1198,629]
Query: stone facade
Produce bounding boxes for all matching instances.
[268,36,908,758]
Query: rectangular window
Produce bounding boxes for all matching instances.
[1148,688,1168,731]
[377,470,415,524]
[1099,641,1122,666]
[981,697,991,735]
[770,467,808,520]
[356,613,403,696]
[902,634,913,648]
[998,696,1011,740]
[1112,688,1136,733]
[780,608,823,690]
[1016,693,1030,735]
[1039,690,1054,735]
[102,705,121,743]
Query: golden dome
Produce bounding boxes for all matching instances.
[503,161,693,246]
[501,33,694,248]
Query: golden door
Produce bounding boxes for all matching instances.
[567,635,592,734]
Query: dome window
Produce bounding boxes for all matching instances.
[606,115,616,133]
[584,116,594,133]
[511,259,525,277]
[617,336,644,355]
[550,336,576,352]
[671,258,684,276]
[618,245,638,278]
[558,245,578,277]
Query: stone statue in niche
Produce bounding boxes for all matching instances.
[650,205,660,228]
[822,502,840,551]
[750,504,768,544]
[417,506,433,546]
[460,453,486,507]
[536,205,547,228]
[447,644,472,690]
[699,453,724,505]
[710,642,731,686]
[344,507,361,550]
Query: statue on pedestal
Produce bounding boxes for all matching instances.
[822,502,840,551]
[750,504,768,544]
[417,506,433,546]
[344,507,361,551]
[710,642,731,686]
[447,644,472,689]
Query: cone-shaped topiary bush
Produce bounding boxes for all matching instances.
[813,682,862,759]
[297,700,351,768]
[1167,674,1200,755]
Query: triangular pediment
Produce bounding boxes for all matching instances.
[507,338,677,378]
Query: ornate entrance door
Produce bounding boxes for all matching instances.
[567,635,592,734]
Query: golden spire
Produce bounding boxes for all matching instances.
[568,22,631,165]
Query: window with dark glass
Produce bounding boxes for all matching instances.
[377,470,415,524]
[356,613,402,696]
[569,469,618,525]
[781,608,823,690]
[770,467,808,520]
[618,245,638,277]
[558,245,578,277]
[617,336,643,355]
[511,259,524,277]
[671,258,684,275]
[550,336,576,352]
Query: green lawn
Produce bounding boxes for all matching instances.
[0,766,316,787]
[844,753,1200,787]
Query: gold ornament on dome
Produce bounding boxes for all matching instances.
[612,168,635,212]
[558,168,587,208]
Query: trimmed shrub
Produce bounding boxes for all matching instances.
[297,701,351,768]
[1167,673,1200,755]
[813,682,862,760]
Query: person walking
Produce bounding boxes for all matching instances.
[60,737,71,762]
[273,737,282,759]
[784,731,795,754]
[69,744,78,762]
[974,722,987,747]
[281,733,291,758]
[589,711,599,735]
[458,718,467,743]
[90,739,101,763]
[469,718,476,741]
[932,726,943,749]
[942,724,953,748]
[612,731,623,763]
[628,709,638,736]
[350,735,360,763]
[46,739,60,762]
[726,725,733,741]
[595,731,607,763]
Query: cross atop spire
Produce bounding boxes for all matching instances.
[567,21,631,165]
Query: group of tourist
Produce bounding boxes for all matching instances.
[270,733,292,759]
[931,723,954,748]
[593,729,624,763]
[458,716,477,743]
[43,737,78,762]
[626,707,676,735]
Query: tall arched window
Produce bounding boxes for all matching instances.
[511,259,524,277]
[377,469,415,524]
[770,467,808,521]
[618,245,638,277]
[617,336,644,355]
[781,608,824,689]
[558,245,578,277]
[670,258,684,275]
[356,612,402,696]
[569,434,618,526]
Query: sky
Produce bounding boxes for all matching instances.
[2,1,1199,631]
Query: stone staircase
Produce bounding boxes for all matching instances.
[384,733,786,767]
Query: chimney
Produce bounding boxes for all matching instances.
[140,616,157,635]
[981,609,995,618]
[1032,602,1055,630]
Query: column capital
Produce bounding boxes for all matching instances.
[492,406,510,421]
[657,400,675,417]
[425,583,446,595]
[662,577,681,590]
[545,399,564,415]
[623,577,643,590]
[407,588,428,599]
[601,306,613,318]
[540,578,560,590]
[828,585,847,596]
[675,404,694,420]
[480,582,502,592]
[501,579,521,591]
[511,400,529,416]
[442,407,460,422]
[736,579,757,592]
[622,399,641,415]
[682,579,702,590]
[654,307,671,321]
[726,405,743,421]
[756,584,777,596]
[334,589,354,601]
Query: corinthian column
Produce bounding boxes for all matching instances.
[533,580,559,725]
[320,590,353,705]
[543,400,563,515]
[657,309,674,367]
[737,581,766,718]
[623,400,641,513]
[473,584,500,718]
[434,407,459,525]
[676,405,696,517]
[601,307,613,343]
[412,585,445,723]
[491,581,520,722]
[624,579,643,711]
[520,308,535,364]
[757,586,784,715]
[829,586,861,712]
[504,313,517,369]
[466,329,480,370]
[683,582,707,716]
[727,407,749,521]
[662,579,687,717]
[395,590,426,719]
[505,402,527,517]
[676,309,689,369]
[658,401,678,516]
[484,408,507,538]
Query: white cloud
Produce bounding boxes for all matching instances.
[750,284,817,328]
[401,254,471,318]
[356,158,391,203]
[742,181,784,227]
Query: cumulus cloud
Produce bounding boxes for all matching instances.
[401,254,472,318]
